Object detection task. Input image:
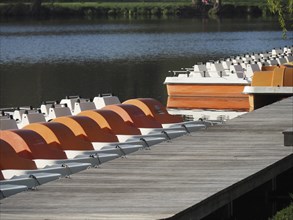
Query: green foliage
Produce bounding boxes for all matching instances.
[1,0,290,18]
[45,2,191,8]
[46,2,192,16]
[223,0,267,6]
[272,193,293,220]
[267,0,293,38]
[272,203,293,219]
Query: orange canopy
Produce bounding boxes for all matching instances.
[252,65,293,87]
[0,139,37,170]
[24,122,94,151]
[123,98,183,124]
[103,104,162,128]
[0,130,67,160]
[53,116,119,142]
[78,110,141,135]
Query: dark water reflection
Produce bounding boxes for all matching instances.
[0,17,292,107]
[1,59,181,107]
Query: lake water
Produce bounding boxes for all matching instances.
[0,17,292,108]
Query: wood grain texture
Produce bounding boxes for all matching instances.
[166,84,249,110]
[0,97,292,220]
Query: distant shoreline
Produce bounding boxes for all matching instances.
[0,2,271,19]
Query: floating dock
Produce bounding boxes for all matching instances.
[1,97,292,220]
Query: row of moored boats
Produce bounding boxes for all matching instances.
[0,95,212,199]
[164,46,293,111]
[166,46,292,82]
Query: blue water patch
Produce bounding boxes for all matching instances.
[0,18,292,64]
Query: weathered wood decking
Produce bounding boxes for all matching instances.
[1,97,293,220]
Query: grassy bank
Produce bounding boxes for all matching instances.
[0,2,200,17]
[223,0,267,7]
[0,0,270,18]
[48,2,196,17]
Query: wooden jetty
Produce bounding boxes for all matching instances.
[1,97,292,220]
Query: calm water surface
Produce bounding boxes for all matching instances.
[0,17,292,107]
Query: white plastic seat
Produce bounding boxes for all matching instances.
[276,57,287,65]
[245,63,260,79]
[251,53,261,60]
[268,59,279,66]
[46,106,72,121]
[232,58,243,64]
[40,101,57,116]
[240,62,247,70]
[177,73,188,78]
[221,60,233,70]
[0,115,18,130]
[229,64,245,78]
[193,64,209,77]
[272,48,283,57]
[242,56,253,63]
[256,61,263,70]
[13,107,33,121]
[210,63,229,77]
[17,111,46,129]
[93,95,121,109]
[260,52,271,59]
[285,55,293,62]
[205,61,215,71]
[188,71,202,77]
[73,101,96,115]
[284,46,292,54]
[284,48,292,54]
[60,96,84,111]
[230,64,245,78]
[60,96,79,112]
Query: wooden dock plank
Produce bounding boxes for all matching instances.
[0,97,292,219]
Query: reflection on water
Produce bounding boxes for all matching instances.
[0,17,292,107]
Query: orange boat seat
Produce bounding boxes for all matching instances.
[52,116,119,142]
[251,71,274,86]
[261,66,277,71]
[0,136,91,179]
[78,110,141,135]
[123,98,183,124]
[0,139,37,170]
[24,122,94,151]
[103,104,162,128]
[252,66,293,87]
[0,130,67,160]
[282,65,293,86]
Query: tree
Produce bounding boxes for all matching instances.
[207,0,222,15]
[31,0,42,16]
[267,0,293,38]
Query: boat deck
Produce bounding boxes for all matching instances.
[1,97,292,220]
